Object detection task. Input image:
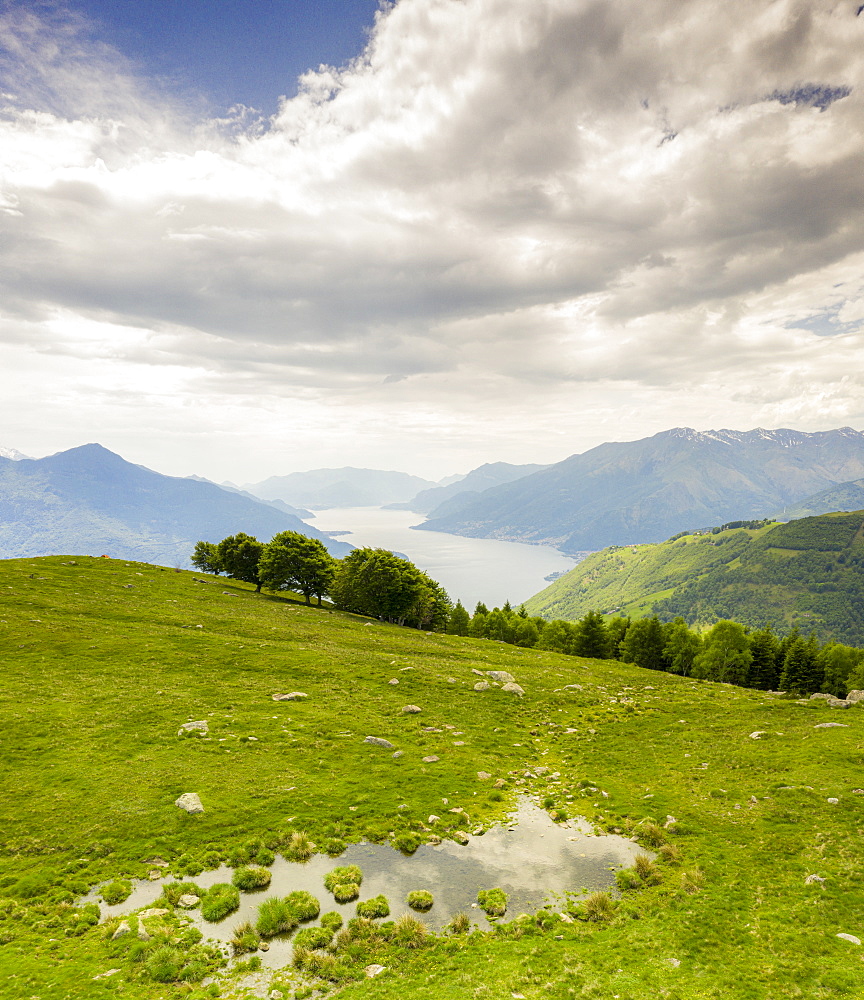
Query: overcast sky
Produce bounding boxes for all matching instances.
[1,0,863,483]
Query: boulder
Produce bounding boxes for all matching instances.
[845,690,864,703]
[177,894,199,908]
[428,814,440,824]
[392,751,404,758]
[138,908,169,919]
[473,681,491,692]
[137,926,151,941]
[809,693,834,700]
[111,921,131,940]
[272,692,307,701]
[471,668,485,677]
[814,723,849,729]
[422,755,440,763]
[453,831,470,845]
[175,792,204,814]
[388,679,399,685]
[363,736,394,749]
[502,682,525,696]
[750,731,766,739]
[828,699,851,708]
[402,705,422,714]
[365,964,387,978]
[837,933,861,945]
[494,778,506,789]
[477,771,491,780]
[178,720,208,737]
[486,670,516,684]
[804,874,826,885]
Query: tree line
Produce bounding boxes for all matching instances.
[193,533,864,699]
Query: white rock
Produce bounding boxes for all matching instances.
[423,755,440,763]
[750,731,766,739]
[474,681,491,691]
[402,705,422,714]
[177,894,199,908]
[805,874,826,884]
[845,690,864,703]
[363,736,394,749]
[814,723,849,728]
[827,797,840,804]
[477,771,491,780]
[388,679,399,685]
[837,933,861,945]
[428,814,440,824]
[502,682,525,696]
[111,922,131,940]
[178,720,208,737]
[175,792,204,814]
[272,692,307,701]
[365,963,386,977]
[486,670,516,684]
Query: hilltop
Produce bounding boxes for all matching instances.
[525,511,864,643]
[417,426,864,553]
[1,555,862,999]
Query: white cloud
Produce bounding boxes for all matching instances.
[1,0,863,480]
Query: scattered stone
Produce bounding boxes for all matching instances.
[364,736,395,749]
[827,797,840,804]
[810,693,834,701]
[472,827,484,836]
[92,969,121,980]
[392,751,404,759]
[474,681,491,692]
[270,991,285,1000]
[667,958,681,968]
[534,766,549,775]
[175,792,204,814]
[494,778,506,789]
[750,795,758,804]
[388,679,399,685]
[272,692,307,701]
[178,720,208,737]
[422,755,440,763]
[664,815,677,828]
[486,670,516,684]
[805,874,826,885]
[477,771,491,780]
[853,789,864,795]
[137,926,151,941]
[837,933,861,945]
[365,963,386,978]
[147,870,163,880]
[447,677,456,683]
[814,723,849,729]
[750,731,766,739]
[828,699,851,709]
[222,591,238,596]
[502,682,525,696]
[453,831,470,845]
[177,894,199,908]
[138,908,169,919]
[453,740,466,745]
[428,814,440,824]
[363,622,374,627]
[471,668,485,676]
[559,912,574,924]
[402,705,422,714]
[111,921,131,940]
[845,690,864,703]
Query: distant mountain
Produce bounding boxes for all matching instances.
[244,467,436,508]
[416,427,864,554]
[0,445,29,461]
[388,462,549,515]
[773,479,864,521]
[524,511,864,645]
[0,444,351,567]
[186,474,313,520]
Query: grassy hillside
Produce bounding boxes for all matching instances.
[526,511,864,643]
[1,556,864,999]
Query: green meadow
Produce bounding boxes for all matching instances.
[1,555,863,999]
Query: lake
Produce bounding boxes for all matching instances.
[307,507,578,610]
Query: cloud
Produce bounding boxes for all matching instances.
[0,0,863,478]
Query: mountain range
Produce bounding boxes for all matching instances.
[416,427,864,554]
[243,467,436,508]
[0,444,351,567]
[388,461,548,515]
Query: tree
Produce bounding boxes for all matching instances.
[620,616,666,671]
[571,611,611,659]
[662,618,701,676]
[536,620,571,654]
[817,642,864,698]
[747,627,781,690]
[217,533,264,591]
[258,531,336,605]
[514,618,540,648]
[692,620,751,684]
[779,637,821,695]
[404,573,452,631]
[191,540,222,575]
[606,617,630,658]
[447,600,471,636]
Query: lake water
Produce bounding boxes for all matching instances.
[90,799,642,970]
[307,507,577,609]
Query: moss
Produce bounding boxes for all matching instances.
[477,887,508,917]
[199,883,240,922]
[230,919,260,955]
[293,925,333,950]
[285,890,319,921]
[256,897,298,938]
[356,894,390,919]
[231,866,272,891]
[99,880,132,905]
[333,882,360,903]
[324,865,363,892]
[406,889,434,911]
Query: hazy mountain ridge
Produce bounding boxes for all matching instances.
[0,444,351,566]
[417,427,864,554]
[525,510,864,644]
[389,461,549,515]
[244,467,436,508]
[773,479,864,521]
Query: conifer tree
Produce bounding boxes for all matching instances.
[747,626,781,690]
[447,600,471,636]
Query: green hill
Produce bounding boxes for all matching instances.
[525,511,864,643]
[1,555,863,999]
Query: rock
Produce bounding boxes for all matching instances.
[664,815,677,828]
[559,912,574,923]
[805,874,826,884]
[137,926,151,941]
[447,677,456,683]
[177,894,199,908]
[175,792,204,814]
[222,591,237,596]
[845,690,864,703]
[269,991,284,1000]
[402,705,422,714]
[428,814,440,824]
[667,958,681,968]
[494,778,506,788]
[92,969,121,980]
[453,740,466,746]
[471,668,485,676]
[814,723,849,729]
[750,731,766,739]
[178,720,208,737]
[392,750,404,758]
[502,682,525,696]
[111,921,131,940]
[809,693,834,700]
[147,870,163,880]
[259,941,270,951]
[486,670,516,683]
[837,933,861,945]
[472,827,484,836]
[272,692,307,701]
[828,699,851,708]
[365,963,386,977]
[138,908,169,919]
[473,681,491,692]
[422,755,440,763]
[363,622,374,627]
[827,797,840,804]
[453,831,470,845]
[364,736,395,749]
[477,771,491,780]
[388,679,399,685]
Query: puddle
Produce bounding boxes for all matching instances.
[88,799,641,969]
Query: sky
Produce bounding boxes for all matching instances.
[1,0,863,484]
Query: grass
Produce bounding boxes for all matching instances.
[406,889,434,910]
[1,555,864,998]
[477,887,508,917]
[198,882,240,921]
[356,894,390,919]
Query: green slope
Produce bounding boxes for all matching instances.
[1,556,864,999]
[525,511,864,643]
